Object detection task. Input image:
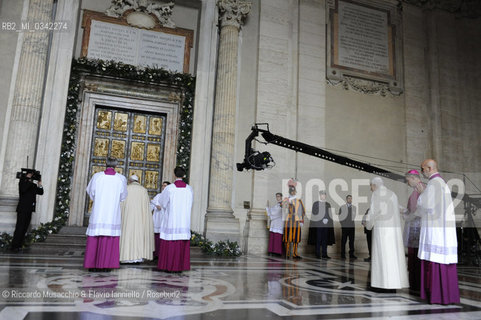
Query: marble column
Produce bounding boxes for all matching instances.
[204,0,251,243]
[33,0,80,226]
[1,0,54,197]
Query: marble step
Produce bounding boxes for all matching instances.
[29,233,87,250]
[38,234,87,245]
[57,226,87,235]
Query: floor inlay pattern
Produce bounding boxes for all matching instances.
[0,248,480,320]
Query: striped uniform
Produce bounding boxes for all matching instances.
[283,197,305,244]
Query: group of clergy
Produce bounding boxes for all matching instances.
[83,158,193,273]
[367,159,459,304]
[266,158,460,305]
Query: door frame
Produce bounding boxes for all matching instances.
[68,76,180,226]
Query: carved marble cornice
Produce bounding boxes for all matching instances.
[327,76,402,97]
[402,0,481,18]
[217,0,252,29]
[105,0,176,28]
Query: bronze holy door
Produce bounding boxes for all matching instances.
[85,106,167,225]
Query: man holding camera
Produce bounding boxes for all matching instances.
[10,171,43,252]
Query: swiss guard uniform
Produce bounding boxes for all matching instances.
[283,191,305,259]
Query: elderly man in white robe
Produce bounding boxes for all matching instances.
[266,192,284,256]
[120,175,154,264]
[156,167,193,272]
[151,181,170,259]
[366,177,409,292]
[414,159,459,304]
[84,157,127,271]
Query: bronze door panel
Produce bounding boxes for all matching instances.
[85,107,167,224]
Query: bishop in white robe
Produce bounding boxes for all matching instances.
[366,177,409,290]
[84,158,127,271]
[156,167,193,272]
[266,192,284,256]
[414,159,459,304]
[120,175,154,263]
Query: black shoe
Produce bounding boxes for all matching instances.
[350,255,357,260]
[370,287,396,294]
[341,255,346,260]
[315,254,321,259]
[364,257,371,262]
[293,255,302,260]
[322,255,331,259]
[9,247,20,253]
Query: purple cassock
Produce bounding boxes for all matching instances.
[268,232,283,255]
[157,179,192,272]
[84,168,127,269]
[421,260,460,304]
[84,236,120,269]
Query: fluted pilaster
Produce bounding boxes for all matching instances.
[2,0,54,196]
[205,0,251,242]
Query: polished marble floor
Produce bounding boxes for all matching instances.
[0,246,480,320]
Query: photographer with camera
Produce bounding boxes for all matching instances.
[10,170,43,252]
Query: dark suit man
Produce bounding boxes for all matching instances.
[10,172,43,252]
[311,190,335,259]
[338,195,357,259]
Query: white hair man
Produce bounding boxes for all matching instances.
[366,177,409,292]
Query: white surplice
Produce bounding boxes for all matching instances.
[415,175,457,264]
[120,182,154,262]
[366,185,409,289]
[266,202,284,234]
[157,180,193,240]
[151,192,165,233]
[86,172,128,236]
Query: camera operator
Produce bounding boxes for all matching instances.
[10,171,43,252]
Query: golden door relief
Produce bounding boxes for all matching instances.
[86,107,166,215]
[130,142,145,161]
[149,117,163,136]
[114,112,128,132]
[133,115,146,134]
[111,140,126,159]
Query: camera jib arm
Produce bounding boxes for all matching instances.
[237,123,405,182]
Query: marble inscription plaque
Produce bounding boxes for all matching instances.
[336,1,391,75]
[87,20,185,72]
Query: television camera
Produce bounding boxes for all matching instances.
[16,168,42,181]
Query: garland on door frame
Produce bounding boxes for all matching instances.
[0,58,195,249]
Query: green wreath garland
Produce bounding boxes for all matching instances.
[190,231,242,257]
